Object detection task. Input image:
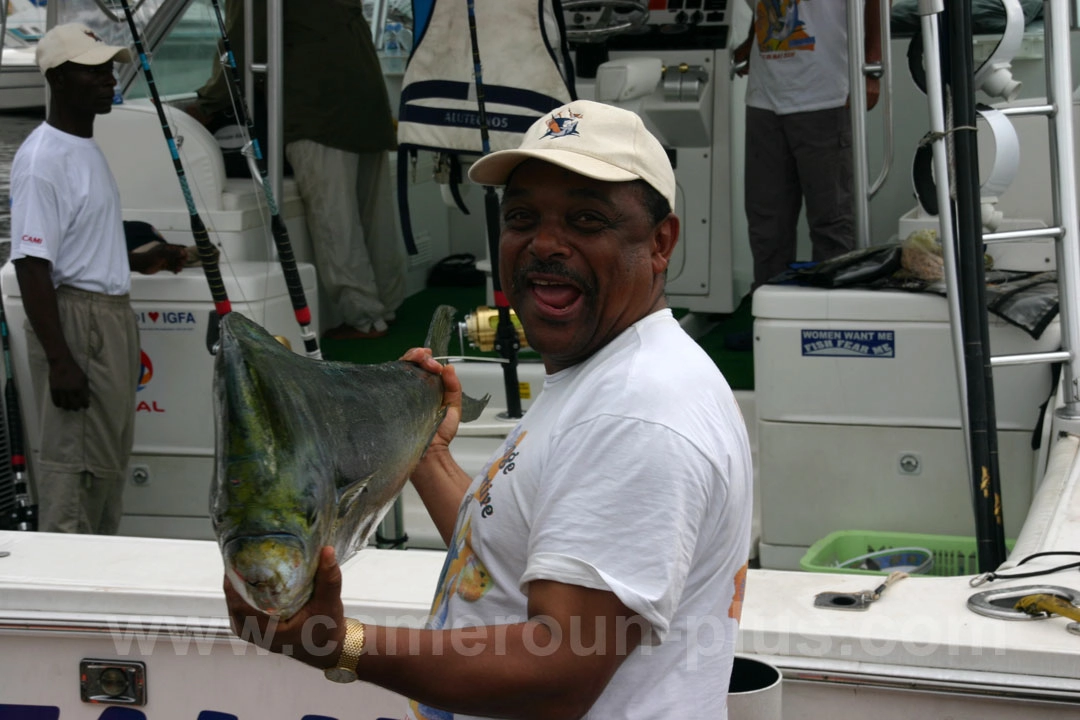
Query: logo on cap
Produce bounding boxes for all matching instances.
[541,109,583,140]
[83,29,103,43]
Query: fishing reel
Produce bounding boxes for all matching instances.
[461,307,529,353]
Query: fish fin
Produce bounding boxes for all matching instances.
[336,476,372,519]
[425,304,491,422]
[460,392,491,423]
[424,305,458,358]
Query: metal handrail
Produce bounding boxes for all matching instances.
[991,351,1073,367]
[0,0,8,64]
[847,0,871,247]
[848,0,894,247]
[983,227,1063,243]
[240,0,286,212]
[267,0,284,210]
[1044,0,1080,423]
[868,0,893,199]
[917,0,972,497]
[371,0,389,48]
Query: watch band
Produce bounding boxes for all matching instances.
[323,617,365,683]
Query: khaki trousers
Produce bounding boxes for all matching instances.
[26,286,139,534]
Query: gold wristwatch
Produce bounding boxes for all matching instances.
[324,617,365,683]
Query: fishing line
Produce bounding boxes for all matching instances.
[206,0,320,358]
[465,0,522,419]
[117,0,233,320]
[109,7,254,322]
[431,356,509,364]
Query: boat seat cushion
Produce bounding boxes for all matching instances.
[95,100,227,215]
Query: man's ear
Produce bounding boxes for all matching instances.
[44,66,63,89]
[651,213,679,274]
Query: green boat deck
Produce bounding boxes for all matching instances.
[321,287,755,391]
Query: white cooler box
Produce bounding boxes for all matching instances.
[752,285,1059,570]
[1,261,318,540]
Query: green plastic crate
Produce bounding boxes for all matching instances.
[800,530,1016,577]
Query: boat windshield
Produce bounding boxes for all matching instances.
[122,0,219,100]
[51,0,215,98]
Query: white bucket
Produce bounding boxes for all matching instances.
[727,655,783,719]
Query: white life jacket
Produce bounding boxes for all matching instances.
[397,0,576,253]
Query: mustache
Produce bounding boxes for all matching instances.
[511,260,593,295]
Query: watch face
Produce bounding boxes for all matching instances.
[324,667,359,684]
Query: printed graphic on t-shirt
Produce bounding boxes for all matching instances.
[411,514,490,720]
[411,430,528,720]
[755,0,815,56]
[728,562,749,621]
[429,515,492,628]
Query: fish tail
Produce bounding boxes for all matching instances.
[461,392,491,423]
[424,305,458,358]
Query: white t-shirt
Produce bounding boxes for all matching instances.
[408,309,753,720]
[9,122,131,295]
[745,0,850,114]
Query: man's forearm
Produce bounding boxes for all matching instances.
[356,621,616,720]
[350,581,643,719]
[409,446,472,544]
[865,0,885,63]
[14,259,71,365]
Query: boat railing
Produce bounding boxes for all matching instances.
[848,0,896,248]
[920,0,1080,570]
[971,2,1080,418]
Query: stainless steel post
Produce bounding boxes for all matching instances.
[244,0,254,128]
[918,0,973,485]
[1045,0,1080,423]
[371,0,390,48]
[847,0,871,247]
[267,0,284,209]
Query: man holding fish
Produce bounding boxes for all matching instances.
[224,100,753,719]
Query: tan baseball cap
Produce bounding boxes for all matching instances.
[468,99,676,208]
[36,23,133,74]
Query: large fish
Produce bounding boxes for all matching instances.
[211,306,488,618]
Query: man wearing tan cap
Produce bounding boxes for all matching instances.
[223,100,754,719]
[9,23,188,534]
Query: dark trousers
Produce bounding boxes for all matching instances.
[745,105,855,289]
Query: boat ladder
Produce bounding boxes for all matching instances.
[916,0,1080,571]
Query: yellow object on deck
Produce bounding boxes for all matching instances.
[1014,593,1080,623]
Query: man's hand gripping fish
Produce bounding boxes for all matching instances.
[211,305,488,618]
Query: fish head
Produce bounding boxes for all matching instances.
[221,533,310,617]
[212,448,336,617]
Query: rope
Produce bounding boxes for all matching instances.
[970,551,1080,587]
[870,571,909,601]
[917,125,979,148]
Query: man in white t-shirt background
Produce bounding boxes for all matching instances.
[9,23,190,534]
[734,0,884,292]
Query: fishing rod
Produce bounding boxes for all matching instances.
[117,0,232,321]
[206,0,320,358]
[465,0,522,420]
[0,297,36,531]
[945,0,1007,572]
